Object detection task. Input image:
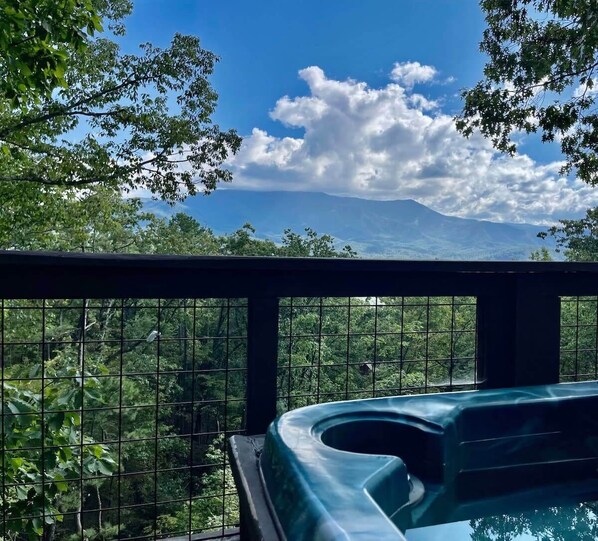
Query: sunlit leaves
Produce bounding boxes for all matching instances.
[0,0,241,238]
[0,32,242,201]
[0,0,102,106]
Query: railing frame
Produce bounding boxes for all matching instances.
[2,252,598,433]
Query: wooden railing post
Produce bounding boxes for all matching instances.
[477,276,518,389]
[513,277,561,386]
[477,275,561,389]
[246,296,280,435]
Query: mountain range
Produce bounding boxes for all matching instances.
[147,190,555,260]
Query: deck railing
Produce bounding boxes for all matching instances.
[1,252,598,540]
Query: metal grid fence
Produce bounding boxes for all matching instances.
[1,298,247,541]
[560,296,598,382]
[1,294,479,540]
[277,296,478,413]
[5,291,596,539]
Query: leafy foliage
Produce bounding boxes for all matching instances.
[0,185,148,251]
[456,0,598,184]
[538,207,598,261]
[0,0,103,105]
[529,246,553,261]
[153,435,239,535]
[0,2,241,202]
[277,295,477,410]
[2,365,116,540]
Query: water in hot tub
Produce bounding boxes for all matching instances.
[406,500,598,540]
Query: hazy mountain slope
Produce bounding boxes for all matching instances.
[146,190,554,260]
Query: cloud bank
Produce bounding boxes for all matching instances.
[228,62,598,223]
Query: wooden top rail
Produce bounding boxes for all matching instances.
[1,251,598,299]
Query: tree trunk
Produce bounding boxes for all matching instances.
[76,299,89,537]
[96,484,103,532]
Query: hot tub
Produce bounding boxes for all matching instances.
[230,382,598,540]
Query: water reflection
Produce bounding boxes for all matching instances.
[407,501,598,541]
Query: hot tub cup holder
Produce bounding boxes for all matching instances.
[250,383,598,540]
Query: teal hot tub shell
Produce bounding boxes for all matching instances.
[258,382,598,540]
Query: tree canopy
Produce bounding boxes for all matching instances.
[0,0,105,105]
[456,0,598,185]
[0,0,241,203]
[539,207,598,261]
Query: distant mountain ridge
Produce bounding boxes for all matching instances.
[145,190,554,260]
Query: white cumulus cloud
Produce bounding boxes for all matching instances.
[390,61,438,88]
[227,64,598,224]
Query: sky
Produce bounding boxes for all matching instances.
[119,0,598,224]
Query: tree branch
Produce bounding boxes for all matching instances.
[0,71,157,137]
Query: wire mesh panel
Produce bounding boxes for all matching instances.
[0,298,247,540]
[9,290,594,538]
[560,296,598,382]
[276,296,478,413]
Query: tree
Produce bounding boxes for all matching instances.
[0,185,147,251]
[278,228,357,258]
[530,246,553,261]
[0,0,105,105]
[2,363,117,540]
[0,1,241,203]
[538,207,598,261]
[456,0,598,185]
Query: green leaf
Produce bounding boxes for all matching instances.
[15,484,31,500]
[28,364,41,378]
[8,457,24,471]
[65,412,81,426]
[40,20,52,34]
[7,398,35,415]
[53,473,68,492]
[59,446,73,462]
[47,412,65,432]
[31,517,43,536]
[96,458,115,475]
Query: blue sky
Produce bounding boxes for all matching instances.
[119,1,598,224]
[124,1,485,134]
